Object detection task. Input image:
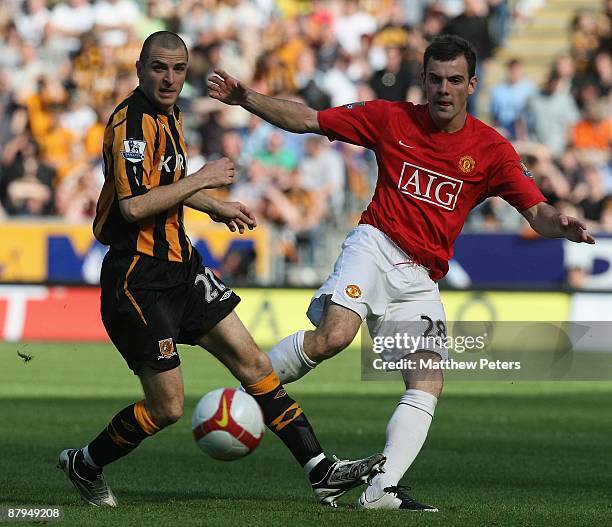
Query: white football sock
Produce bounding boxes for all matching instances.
[370,389,437,495]
[268,330,316,384]
[303,452,326,476]
[82,445,101,470]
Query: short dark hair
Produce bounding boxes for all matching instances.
[139,31,189,64]
[423,35,477,78]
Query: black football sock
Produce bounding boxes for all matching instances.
[72,449,101,480]
[86,400,160,467]
[307,456,334,483]
[245,372,331,477]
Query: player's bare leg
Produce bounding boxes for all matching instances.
[359,351,443,511]
[304,301,363,361]
[139,367,185,427]
[197,311,273,385]
[268,299,362,383]
[198,311,385,506]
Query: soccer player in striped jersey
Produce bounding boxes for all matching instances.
[57,31,384,508]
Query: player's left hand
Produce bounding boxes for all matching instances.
[559,214,595,244]
[209,201,257,234]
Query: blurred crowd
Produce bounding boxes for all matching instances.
[476,5,612,238]
[0,0,610,282]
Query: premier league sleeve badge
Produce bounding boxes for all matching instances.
[121,139,147,163]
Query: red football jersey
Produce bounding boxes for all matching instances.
[317,101,545,281]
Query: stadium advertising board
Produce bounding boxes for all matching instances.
[0,221,271,284]
[1,224,610,289]
[0,286,593,344]
[452,233,612,289]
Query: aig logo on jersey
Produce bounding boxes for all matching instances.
[398,162,463,211]
[121,139,146,163]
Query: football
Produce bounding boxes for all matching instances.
[192,388,265,460]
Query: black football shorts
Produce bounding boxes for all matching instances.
[100,250,240,374]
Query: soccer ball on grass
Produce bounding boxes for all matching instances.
[192,388,265,460]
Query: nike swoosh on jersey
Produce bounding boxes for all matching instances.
[215,395,229,427]
[399,140,416,149]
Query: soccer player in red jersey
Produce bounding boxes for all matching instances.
[209,35,595,510]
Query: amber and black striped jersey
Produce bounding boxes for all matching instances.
[93,87,192,263]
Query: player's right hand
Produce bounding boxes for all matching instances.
[207,69,247,105]
[197,157,235,189]
[209,200,257,234]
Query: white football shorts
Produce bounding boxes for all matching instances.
[307,224,448,361]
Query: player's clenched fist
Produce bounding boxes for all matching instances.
[207,69,248,105]
[196,157,235,188]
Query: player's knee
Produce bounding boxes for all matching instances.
[149,399,184,428]
[237,349,272,385]
[311,327,353,360]
[251,350,272,376]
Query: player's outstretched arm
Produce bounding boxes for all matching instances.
[522,202,595,244]
[119,158,235,222]
[207,69,322,135]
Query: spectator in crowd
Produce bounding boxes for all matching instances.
[587,49,611,97]
[93,0,141,44]
[444,0,495,113]
[321,53,359,107]
[575,164,610,225]
[570,9,603,73]
[333,0,378,57]
[369,46,419,101]
[551,54,577,95]
[38,108,76,179]
[299,135,345,218]
[599,196,612,232]
[526,71,581,157]
[55,161,102,221]
[313,14,342,73]
[15,0,50,47]
[294,47,331,110]
[47,0,96,55]
[0,133,55,216]
[0,70,25,158]
[228,159,270,215]
[255,131,298,172]
[489,58,535,139]
[571,98,612,152]
[262,169,328,267]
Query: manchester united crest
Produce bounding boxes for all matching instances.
[459,155,476,174]
[345,284,362,299]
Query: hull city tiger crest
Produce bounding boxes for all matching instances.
[458,155,476,174]
[158,338,175,359]
[121,139,146,163]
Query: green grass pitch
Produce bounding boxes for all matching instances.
[1,342,611,526]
